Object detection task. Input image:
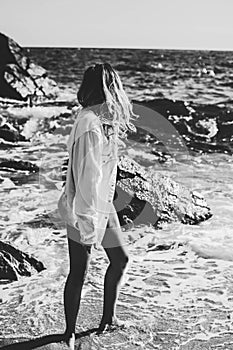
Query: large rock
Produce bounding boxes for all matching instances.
[114,155,212,228]
[57,155,212,229]
[0,32,59,102]
[0,241,45,281]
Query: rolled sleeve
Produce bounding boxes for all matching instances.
[72,129,103,245]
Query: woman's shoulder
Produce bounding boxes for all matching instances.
[73,107,99,123]
[73,107,103,138]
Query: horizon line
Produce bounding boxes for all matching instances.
[23,44,233,52]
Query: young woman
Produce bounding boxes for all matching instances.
[58,63,138,349]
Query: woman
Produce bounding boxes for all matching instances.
[58,63,138,349]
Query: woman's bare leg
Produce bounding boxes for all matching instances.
[98,204,129,332]
[63,232,92,344]
[98,245,128,331]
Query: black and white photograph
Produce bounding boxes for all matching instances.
[0,1,233,349]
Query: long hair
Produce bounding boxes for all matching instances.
[77,63,139,141]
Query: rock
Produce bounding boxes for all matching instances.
[133,98,190,118]
[0,159,39,172]
[59,154,212,229]
[0,113,27,142]
[0,127,25,142]
[0,32,59,102]
[147,242,184,251]
[113,155,212,228]
[24,212,59,229]
[131,98,233,155]
[0,241,45,281]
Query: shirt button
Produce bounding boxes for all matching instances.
[105,216,108,219]
[108,200,111,202]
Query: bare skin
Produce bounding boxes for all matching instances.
[63,207,129,349]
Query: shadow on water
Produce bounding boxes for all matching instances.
[0,328,98,349]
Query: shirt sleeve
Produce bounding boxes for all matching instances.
[72,129,103,245]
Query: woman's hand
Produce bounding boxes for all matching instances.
[93,242,102,250]
[81,242,101,253]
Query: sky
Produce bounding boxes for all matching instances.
[0,0,233,50]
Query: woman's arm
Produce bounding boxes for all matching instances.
[72,129,103,245]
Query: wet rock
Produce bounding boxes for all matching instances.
[133,98,190,118]
[0,127,25,142]
[24,212,59,229]
[0,113,27,142]
[114,155,212,228]
[0,159,39,172]
[131,98,233,155]
[0,32,59,102]
[147,242,184,251]
[0,241,45,281]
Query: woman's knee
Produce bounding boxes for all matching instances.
[120,254,129,271]
[111,251,129,272]
[68,265,88,285]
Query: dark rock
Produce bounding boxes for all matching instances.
[133,98,190,118]
[0,142,22,150]
[147,242,184,251]
[0,127,26,142]
[0,159,39,172]
[131,99,233,155]
[0,241,45,281]
[0,32,59,102]
[0,114,27,142]
[0,127,23,142]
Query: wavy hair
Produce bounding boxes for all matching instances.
[77,63,139,141]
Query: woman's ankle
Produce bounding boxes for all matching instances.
[64,332,75,349]
[97,315,125,334]
[64,329,75,339]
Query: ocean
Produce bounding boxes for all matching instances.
[1,47,233,348]
[26,47,233,259]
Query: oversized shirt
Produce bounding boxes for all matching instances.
[57,108,119,246]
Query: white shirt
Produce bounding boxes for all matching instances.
[57,108,119,246]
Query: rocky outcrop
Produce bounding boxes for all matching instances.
[57,154,212,229]
[114,155,212,228]
[0,241,45,281]
[0,159,39,172]
[0,32,59,102]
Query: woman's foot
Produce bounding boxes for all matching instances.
[96,316,126,335]
[64,332,75,350]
